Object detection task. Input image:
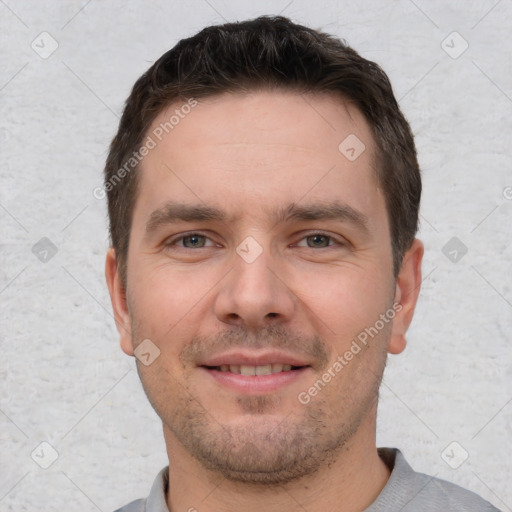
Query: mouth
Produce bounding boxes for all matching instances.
[202,363,306,375]
[198,354,312,394]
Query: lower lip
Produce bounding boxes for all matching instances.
[200,367,310,394]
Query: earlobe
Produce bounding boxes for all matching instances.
[105,248,134,356]
[388,239,424,355]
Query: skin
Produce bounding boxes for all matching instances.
[106,90,423,512]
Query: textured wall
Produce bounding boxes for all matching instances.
[1,1,510,510]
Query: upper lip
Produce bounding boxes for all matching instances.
[198,350,312,367]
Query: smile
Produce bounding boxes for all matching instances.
[199,364,311,394]
[205,364,304,375]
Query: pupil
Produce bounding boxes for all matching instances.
[309,235,328,247]
[185,235,203,247]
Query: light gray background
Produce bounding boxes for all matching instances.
[1,1,511,510]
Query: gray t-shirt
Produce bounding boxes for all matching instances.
[114,448,501,511]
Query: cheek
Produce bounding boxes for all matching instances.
[127,261,218,341]
[291,263,392,345]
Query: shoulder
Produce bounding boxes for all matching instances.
[112,498,146,512]
[368,448,501,511]
[112,466,169,512]
[407,471,501,511]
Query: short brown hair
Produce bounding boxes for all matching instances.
[104,15,421,285]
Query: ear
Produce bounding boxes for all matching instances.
[105,247,134,356]
[388,238,424,355]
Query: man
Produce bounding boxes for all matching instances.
[104,15,499,512]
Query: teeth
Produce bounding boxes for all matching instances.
[256,365,272,376]
[217,364,297,374]
[240,365,255,376]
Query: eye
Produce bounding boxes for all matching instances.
[295,232,342,248]
[167,233,216,249]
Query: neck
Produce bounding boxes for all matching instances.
[163,414,390,512]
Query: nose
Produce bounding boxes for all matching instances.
[213,246,297,331]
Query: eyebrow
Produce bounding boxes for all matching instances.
[145,203,226,234]
[273,202,368,231]
[145,200,369,235]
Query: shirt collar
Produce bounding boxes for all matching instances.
[145,466,169,511]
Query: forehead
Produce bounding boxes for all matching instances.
[150,90,374,161]
[134,90,383,229]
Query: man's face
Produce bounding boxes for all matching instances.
[107,90,417,484]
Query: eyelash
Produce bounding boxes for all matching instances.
[165,231,346,249]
